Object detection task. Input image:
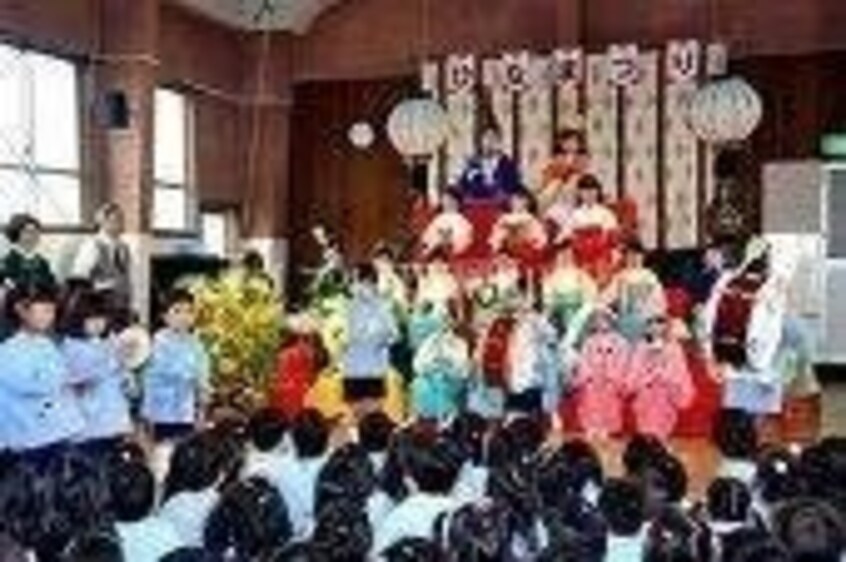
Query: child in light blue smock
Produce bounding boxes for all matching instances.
[0,284,84,457]
[60,289,131,453]
[141,288,210,442]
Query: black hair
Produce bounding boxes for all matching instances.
[538,440,603,512]
[405,435,463,495]
[291,408,330,460]
[772,498,846,562]
[539,499,607,562]
[754,446,803,505]
[241,250,265,273]
[62,531,123,562]
[642,452,689,511]
[108,458,156,523]
[248,408,288,453]
[315,443,376,514]
[161,287,195,313]
[623,434,669,478]
[94,203,122,226]
[359,411,396,455]
[552,127,588,156]
[445,411,488,466]
[4,213,41,244]
[8,282,58,312]
[487,458,544,551]
[487,414,547,469]
[799,438,846,511]
[60,289,112,339]
[205,420,248,488]
[707,477,752,524]
[576,174,603,195]
[598,478,646,537]
[354,262,378,286]
[204,477,291,558]
[713,409,759,460]
[310,499,372,561]
[381,538,442,562]
[644,507,703,562]
[723,532,790,562]
[442,501,512,562]
[162,433,223,501]
[625,238,646,255]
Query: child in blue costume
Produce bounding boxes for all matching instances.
[0,284,83,463]
[60,289,132,455]
[141,288,210,442]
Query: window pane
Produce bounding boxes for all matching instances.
[154,89,187,184]
[153,186,187,230]
[0,45,29,165]
[30,52,79,170]
[34,172,81,225]
[0,169,35,224]
[201,211,227,257]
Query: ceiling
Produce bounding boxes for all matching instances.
[172,0,343,33]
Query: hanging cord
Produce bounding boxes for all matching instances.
[243,26,273,233]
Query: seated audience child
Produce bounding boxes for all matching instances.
[372,435,463,555]
[598,478,648,562]
[380,537,443,562]
[60,289,132,456]
[274,408,331,539]
[0,283,84,457]
[721,528,790,562]
[706,476,758,558]
[627,315,695,440]
[359,410,396,474]
[109,458,182,562]
[771,498,846,562]
[204,477,292,560]
[310,498,373,561]
[487,458,548,558]
[159,433,225,547]
[643,507,706,562]
[539,439,604,511]
[62,532,125,562]
[538,498,607,562]
[714,408,760,487]
[447,411,490,502]
[441,500,513,562]
[242,408,290,480]
[571,308,630,439]
[753,445,803,522]
[314,443,377,519]
[141,288,210,443]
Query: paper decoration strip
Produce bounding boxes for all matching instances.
[623,51,660,248]
[421,61,444,204]
[482,57,517,157]
[445,54,476,94]
[585,53,620,197]
[519,55,554,193]
[445,55,477,185]
[666,40,700,84]
[608,44,640,87]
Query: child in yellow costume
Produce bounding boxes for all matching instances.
[304,294,406,423]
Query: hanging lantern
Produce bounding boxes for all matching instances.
[386,97,448,161]
[688,76,763,144]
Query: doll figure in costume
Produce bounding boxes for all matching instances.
[560,174,620,283]
[489,191,548,274]
[458,126,522,204]
[542,239,598,337]
[571,307,631,439]
[420,190,474,260]
[410,308,471,422]
[627,315,694,440]
[537,128,590,232]
[603,240,667,343]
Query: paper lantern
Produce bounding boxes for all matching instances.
[386,97,448,160]
[688,76,763,143]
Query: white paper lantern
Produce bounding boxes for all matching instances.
[688,76,763,143]
[348,121,375,149]
[386,97,448,160]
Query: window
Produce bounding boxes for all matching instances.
[0,44,81,226]
[201,209,232,258]
[153,88,193,231]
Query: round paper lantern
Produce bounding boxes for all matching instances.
[386,97,448,160]
[348,121,375,149]
[688,76,763,144]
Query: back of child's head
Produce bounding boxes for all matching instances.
[642,452,689,512]
[644,507,703,562]
[445,411,488,466]
[316,443,376,513]
[310,498,372,562]
[772,498,846,562]
[707,477,752,524]
[799,438,846,511]
[539,498,607,562]
[248,408,288,453]
[714,409,759,460]
[381,538,442,562]
[163,432,222,501]
[108,457,155,524]
[538,440,603,511]
[405,434,463,495]
[62,531,124,562]
[755,445,803,506]
[358,411,396,455]
[623,434,669,477]
[487,414,546,468]
[598,478,646,537]
[204,477,291,558]
[487,457,542,543]
[441,500,511,561]
[722,530,790,562]
[291,408,330,459]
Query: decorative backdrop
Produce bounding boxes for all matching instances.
[420,41,718,249]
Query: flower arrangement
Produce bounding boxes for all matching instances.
[189,269,283,410]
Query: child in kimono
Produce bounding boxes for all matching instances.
[542,239,598,336]
[420,190,474,259]
[342,263,400,419]
[489,191,548,275]
[141,288,210,443]
[560,174,620,283]
[415,255,461,313]
[0,283,84,457]
[571,308,630,439]
[604,240,666,342]
[60,289,132,455]
[627,315,694,440]
[410,309,470,422]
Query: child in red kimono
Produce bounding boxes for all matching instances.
[270,315,327,419]
[572,308,630,439]
[627,316,694,440]
[489,191,548,278]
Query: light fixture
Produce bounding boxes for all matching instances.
[348,121,376,150]
[688,75,763,144]
[386,97,448,161]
